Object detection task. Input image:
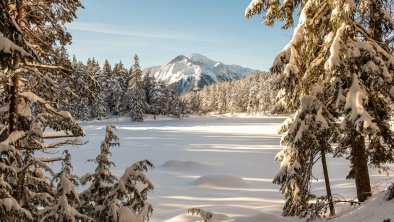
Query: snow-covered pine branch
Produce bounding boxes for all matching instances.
[101,160,154,222]
[79,125,119,219]
[80,125,154,221]
[188,208,214,222]
[246,0,394,209]
[39,150,90,222]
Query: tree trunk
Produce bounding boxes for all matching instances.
[352,134,371,202]
[320,148,335,216]
[8,71,19,133]
[12,0,26,205]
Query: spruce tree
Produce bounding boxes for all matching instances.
[80,126,154,222]
[128,55,147,122]
[69,58,99,120]
[113,61,128,114]
[39,150,90,222]
[274,95,337,217]
[80,125,119,219]
[93,59,112,119]
[142,69,155,113]
[246,0,394,207]
[102,160,154,222]
[0,1,84,220]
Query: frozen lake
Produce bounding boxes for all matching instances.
[62,115,392,221]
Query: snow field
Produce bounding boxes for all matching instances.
[60,115,393,221]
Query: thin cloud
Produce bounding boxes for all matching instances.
[67,21,215,43]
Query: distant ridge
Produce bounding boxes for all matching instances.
[143,53,256,95]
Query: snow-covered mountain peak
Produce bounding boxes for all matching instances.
[144,53,256,95]
[168,55,188,64]
[188,53,215,65]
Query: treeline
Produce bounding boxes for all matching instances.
[62,55,190,121]
[183,71,279,114]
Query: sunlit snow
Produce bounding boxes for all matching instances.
[57,115,393,222]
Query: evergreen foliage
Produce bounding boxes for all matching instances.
[246,0,394,216]
[80,125,154,222]
[0,2,158,221]
[39,150,90,222]
[129,55,147,122]
[274,96,338,217]
[183,71,278,114]
[0,1,84,221]
[57,56,187,121]
[79,125,119,219]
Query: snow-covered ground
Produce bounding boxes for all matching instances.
[61,115,393,222]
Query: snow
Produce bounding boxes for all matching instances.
[0,144,16,153]
[161,159,209,170]
[190,175,249,188]
[330,190,394,221]
[0,35,29,56]
[145,54,255,94]
[391,86,394,99]
[344,74,377,131]
[1,131,25,145]
[57,115,394,222]
[2,198,33,220]
[245,0,262,18]
[325,23,346,70]
[118,206,141,222]
[17,99,32,117]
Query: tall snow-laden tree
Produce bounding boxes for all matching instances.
[113,60,128,114]
[80,125,119,219]
[142,69,155,112]
[274,95,338,217]
[325,0,394,202]
[149,81,167,119]
[99,59,123,116]
[128,55,147,122]
[80,125,154,222]
[68,58,99,120]
[246,0,394,207]
[92,59,112,119]
[0,0,84,220]
[39,150,90,222]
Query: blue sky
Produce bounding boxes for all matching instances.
[66,0,294,71]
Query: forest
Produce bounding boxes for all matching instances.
[1,0,394,222]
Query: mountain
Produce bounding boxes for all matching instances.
[143,53,256,95]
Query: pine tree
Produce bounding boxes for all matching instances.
[274,95,338,217]
[325,0,394,202]
[0,144,33,221]
[102,160,154,222]
[69,58,99,120]
[113,61,128,114]
[39,150,90,222]
[128,55,147,122]
[100,59,123,116]
[246,0,394,207]
[93,59,112,119]
[0,1,85,220]
[80,125,119,219]
[142,69,155,113]
[183,71,275,114]
[80,126,154,222]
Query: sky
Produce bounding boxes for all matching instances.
[66,0,294,71]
